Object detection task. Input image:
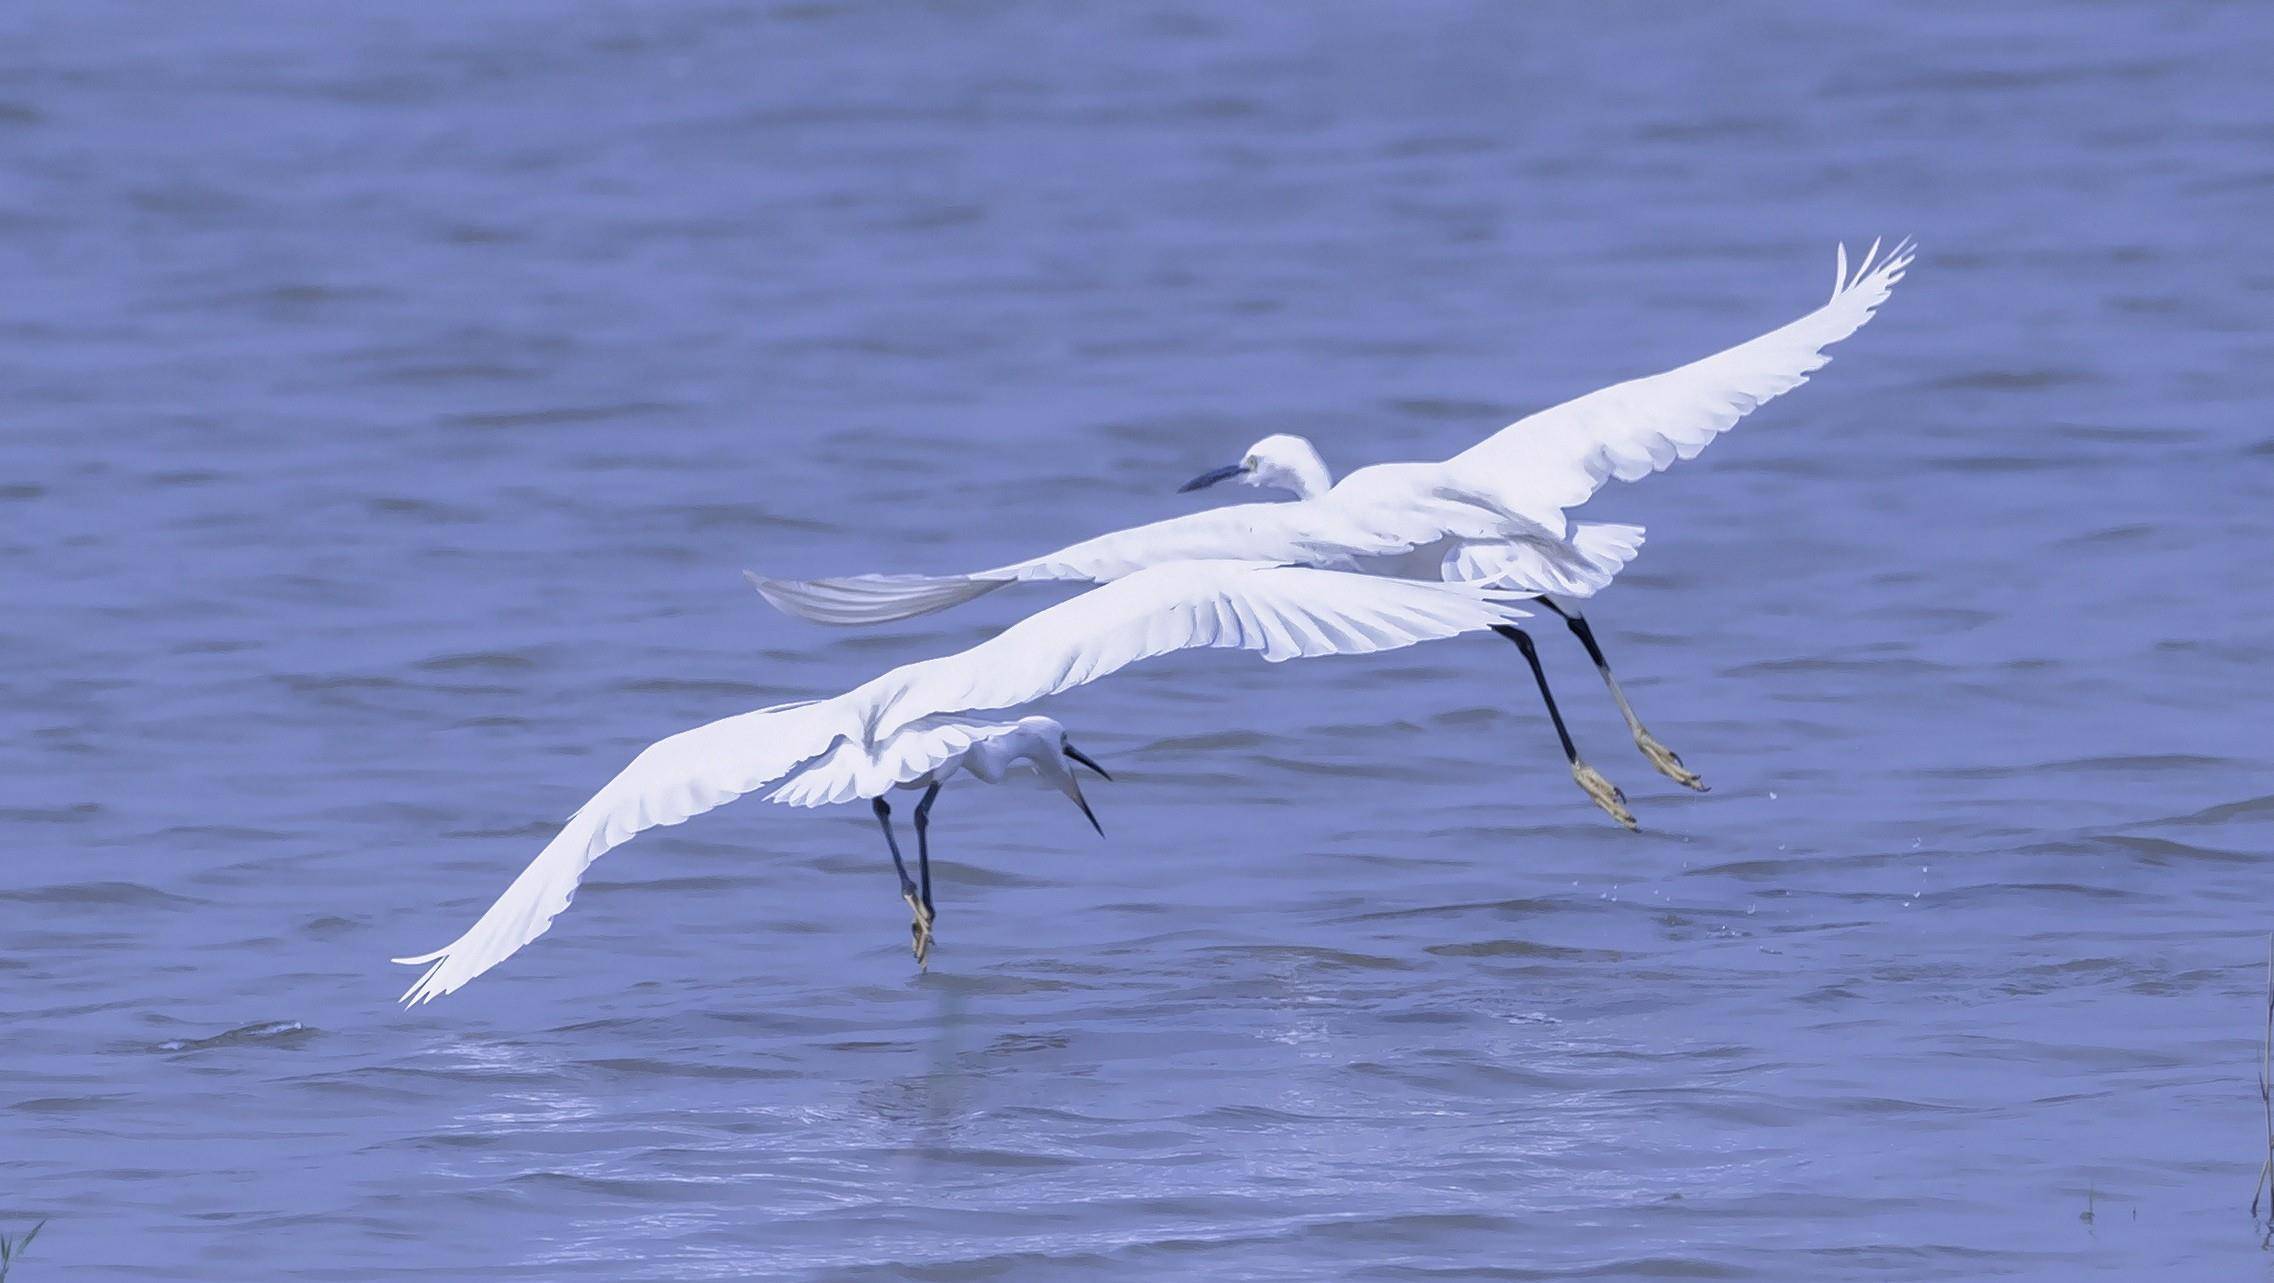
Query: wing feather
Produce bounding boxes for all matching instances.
[982,503,1393,583]
[392,698,848,1005]
[747,503,1399,626]
[746,572,1008,625]
[1447,239,1913,522]
[854,560,1527,740]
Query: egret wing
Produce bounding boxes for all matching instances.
[753,498,1487,629]
[746,505,1345,626]
[392,698,850,1005]
[855,560,1527,739]
[1446,240,1913,524]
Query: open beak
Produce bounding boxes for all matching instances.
[1062,743,1112,781]
[1058,745,1108,837]
[1060,776,1105,837]
[1178,462,1246,493]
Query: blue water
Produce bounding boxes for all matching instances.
[6,3,2273,1278]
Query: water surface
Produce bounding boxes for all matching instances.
[5,3,2274,1278]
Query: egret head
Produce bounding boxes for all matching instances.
[1008,716,1112,836]
[1178,434,1332,500]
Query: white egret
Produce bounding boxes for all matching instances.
[394,560,1529,1003]
[752,240,1914,827]
[1178,432,1683,825]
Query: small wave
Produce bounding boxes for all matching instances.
[1386,396,1510,423]
[15,1094,131,1114]
[1928,367,2097,391]
[2056,522,2157,547]
[1924,453,2093,474]
[1425,938,1616,961]
[1194,943,1418,971]
[0,802,103,824]
[684,504,841,533]
[615,677,781,699]
[2145,793,2274,827]
[155,1020,315,1054]
[0,880,199,907]
[1143,728,1275,752]
[1726,655,1953,677]
[155,823,294,844]
[416,649,544,674]
[444,401,681,430]
[577,1057,796,1081]
[1909,752,2232,780]
[1344,896,1570,924]
[368,495,485,523]
[1252,754,1435,782]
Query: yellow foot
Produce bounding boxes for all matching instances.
[1635,731,1708,792]
[1571,760,1637,830]
[903,891,935,969]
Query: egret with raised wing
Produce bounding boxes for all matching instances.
[394,560,1530,1003]
[752,240,1914,827]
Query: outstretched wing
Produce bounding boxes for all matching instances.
[854,560,1528,740]
[392,698,849,1005]
[748,497,1489,627]
[1445,239,1913,525]
[981,502,1391,582]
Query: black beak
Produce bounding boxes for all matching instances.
[1062,744,1112,781]
[1072,790,1105,838]
[1178,462,1246,493]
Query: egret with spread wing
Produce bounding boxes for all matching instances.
[752,241,1915,827]
[394,561,1529,1003]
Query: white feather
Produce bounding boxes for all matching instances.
[1444,239,1914,525]
[1444,522,1646,599]
[745,571,1007,625]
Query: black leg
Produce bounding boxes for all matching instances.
[1493,624,1579,763]
[1536,600,1706,791]
[912,781,941,917]
[875,795,935,965]
[1490,623,1636,829]
[873,797,918,900]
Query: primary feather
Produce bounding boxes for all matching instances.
[1443,238,1913,527]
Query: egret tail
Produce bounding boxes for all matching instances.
[1445,522,1646,599]
[1572,523,1646,581]
[746,570,1009,625]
